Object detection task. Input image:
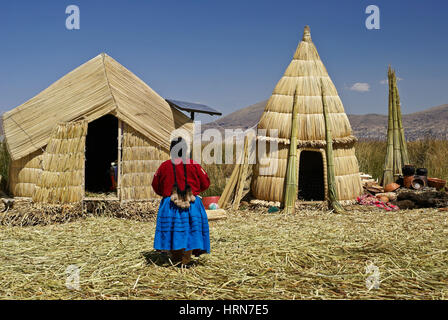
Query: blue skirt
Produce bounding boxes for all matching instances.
[153,197,210,253]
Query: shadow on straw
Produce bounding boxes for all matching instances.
[141,250,172,267]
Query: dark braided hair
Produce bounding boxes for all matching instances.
[170,137,190,197]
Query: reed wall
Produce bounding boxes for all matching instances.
[9,149,43,198]
[120,123,169,200]
[251,142,362,202]
[32,121,87,203]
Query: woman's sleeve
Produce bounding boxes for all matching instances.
[151,165,164,196]
[196,163,210,192]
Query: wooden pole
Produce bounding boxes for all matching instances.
[321,79,345,214]
[282,88,299,214]
[117,120,123,200]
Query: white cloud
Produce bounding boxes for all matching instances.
[349,82,370,92]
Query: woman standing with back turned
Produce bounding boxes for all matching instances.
[152,137,211,266]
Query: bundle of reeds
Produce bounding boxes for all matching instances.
[219,133,255,209]
[321,80,345,214]
[33,121,88,203]
[283,90,299,214]
[8,149,43,198]
[382,66,409,186]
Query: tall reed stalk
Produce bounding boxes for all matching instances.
[283,89,299,214]
[395,75,409,165]
[321,80,344,214]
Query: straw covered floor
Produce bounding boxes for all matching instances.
[1,206,447,299]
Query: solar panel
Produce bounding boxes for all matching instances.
[166,99,222,116]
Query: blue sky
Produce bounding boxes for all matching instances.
[1,0,447,121]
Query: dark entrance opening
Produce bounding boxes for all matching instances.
[298,151,325,201]
[85,114,118,194]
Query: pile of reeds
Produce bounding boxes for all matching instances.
[0,199,159,227]
[83,199,159,222]
[0,201,84,227]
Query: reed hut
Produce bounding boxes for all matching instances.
[251,26,363,204]
[2,53,193,203]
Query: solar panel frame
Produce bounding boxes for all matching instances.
[166,99,222,116]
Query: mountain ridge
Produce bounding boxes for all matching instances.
[203,101,448,140]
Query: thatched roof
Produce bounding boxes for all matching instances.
[257,26,356,146]
[2,53,192,160]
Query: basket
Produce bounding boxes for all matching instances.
[427,178,446,190]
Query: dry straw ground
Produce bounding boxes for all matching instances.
[1,140,448,299]
[1,207,447,300]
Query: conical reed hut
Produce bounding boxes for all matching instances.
[2,53,193,203]
[251,26,363,204]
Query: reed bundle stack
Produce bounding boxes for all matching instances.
[33,121,87,203]
[382,66,409,186]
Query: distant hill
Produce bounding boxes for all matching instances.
[204,102,448,140]
[203,100,267,132]
[349,104,448,140]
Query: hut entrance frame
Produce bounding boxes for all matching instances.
[297,148,327,202]
[84,114,119,195]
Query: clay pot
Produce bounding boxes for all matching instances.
[384,183,400,193]
[412,175,428,189]
[411,177,425,190]
[402,165,416,176]
[403,175,414,188]
[416,168,428,176]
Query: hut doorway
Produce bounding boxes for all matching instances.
[85,114,118,194]
[298,151,325,201]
